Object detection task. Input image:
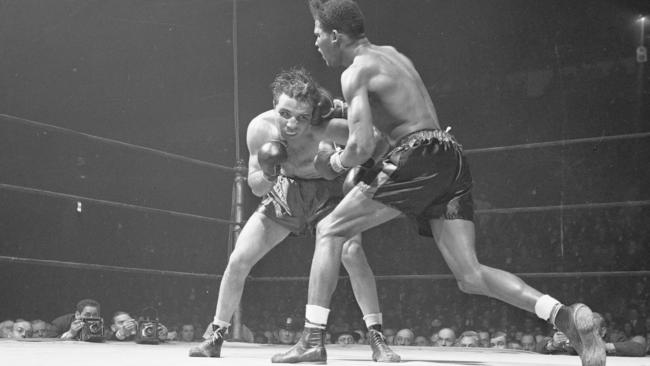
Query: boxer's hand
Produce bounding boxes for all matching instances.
[314,149,347,180]
[258,141,288,181]
[312,88,347,125]
[342,158,377,194]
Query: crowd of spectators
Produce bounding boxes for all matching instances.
[2,205,648,361]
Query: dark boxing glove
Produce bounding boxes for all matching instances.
[312,87,347,125]
[258,141,288,181]
[342,158,378,194]
[313,149,348,180]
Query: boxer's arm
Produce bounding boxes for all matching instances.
[316,117,349,146]
[246,116,278,197]
[338,64,376,168]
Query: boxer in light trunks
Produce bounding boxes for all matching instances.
[189,67,399,362]
[271,2,606,365]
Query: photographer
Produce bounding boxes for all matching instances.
[109,311,138,341]
[539,312,647,357]
[51,298,105,341]
[109,310,169,343]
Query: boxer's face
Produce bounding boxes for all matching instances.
[274,93,313,140]
[314,20,338,67]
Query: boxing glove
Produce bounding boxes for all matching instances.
[313,149,347,180]
[312,87,347,125]
[258,140,288,181]
[342,158,378,194]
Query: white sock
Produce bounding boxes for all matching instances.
[305,304,330,329]
[362,313,383,329]
[534,295,562,322]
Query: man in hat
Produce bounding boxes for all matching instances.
[278,317,299,345]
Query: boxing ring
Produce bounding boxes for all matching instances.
[2,113,649,365]
[2,0,650,365]
[2,338,649,366]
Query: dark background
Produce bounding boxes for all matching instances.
[1,0,648,326]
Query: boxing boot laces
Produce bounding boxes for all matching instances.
[369,329,401,362]
[554,303,606,366]
[188,325,225,358]
[271,327,327,364]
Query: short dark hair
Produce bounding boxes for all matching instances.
[309,0,365,39]
[75,298,100,314]
[270,66,321,109]
[111,311,130,323]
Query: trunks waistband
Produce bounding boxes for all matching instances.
[390,128,462,154]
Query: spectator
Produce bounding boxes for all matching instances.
[0,320,14,338]
[541,312,647,357]
[278,317,298,345]
[30,320,56,338]
[477,330,491,348]
[334,330,360,345]
[109,311,137,341]
[354,330,366,345]
[490,332,507,349]
[520,333,536,352]
[434,328,456,347]
[382,328,396,345]
[394,328,415,346]
[11,319,32,339]
[179,323,196,342]
[507,340,523,350]
[51,298,103,340]
[624,306,645,336]
[166,325,178,341]
[413,335,430,347]
[457,331,479,348]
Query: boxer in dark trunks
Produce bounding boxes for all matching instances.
[271,2,606,365]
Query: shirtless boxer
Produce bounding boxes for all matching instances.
[189,67,399,362]
[271,2,606,365]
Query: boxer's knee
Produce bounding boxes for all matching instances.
[456,268,486,295]
[341,240,363,267]
[316,215,353,241]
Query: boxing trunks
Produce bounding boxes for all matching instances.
[357,128,474,237]
[257,175,345,236]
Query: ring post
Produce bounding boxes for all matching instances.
[230,158,247,340]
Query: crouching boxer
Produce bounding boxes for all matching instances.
[189,66,399,362]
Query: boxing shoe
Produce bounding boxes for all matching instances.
[554,303,606,366]
[188,326,224,358]
[368,329,401,362]
[271,327,326,364]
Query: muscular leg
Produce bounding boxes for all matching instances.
[308,186,401,308]
[341,234,379,316]
[429,218,541,312]
[215,212,291,323]
[341,234,401,363]
[429,218,606,366]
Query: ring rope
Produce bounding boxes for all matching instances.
[247,270,650,282]
[464,131,650,155]
[0,256,222,280]
[475,199,650,215]
[1,113,235,172]
[0,182,238,225]
[2,255,647,282]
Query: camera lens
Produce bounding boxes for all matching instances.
[144,326,154,336]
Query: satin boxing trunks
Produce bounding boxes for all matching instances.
[256,175,345,236]
[357,128,474,237]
